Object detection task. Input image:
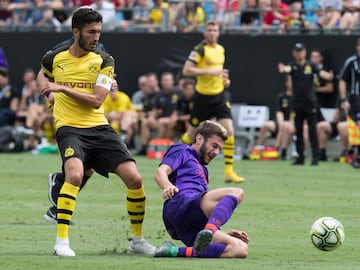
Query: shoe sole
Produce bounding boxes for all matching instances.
[224,178,245,183]
[194,230,213,252]
[47,173,57,207]
[44,213,57,225]
[53,248,76,256]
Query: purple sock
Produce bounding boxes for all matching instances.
[205,195,238,233]
[178,244,226,258]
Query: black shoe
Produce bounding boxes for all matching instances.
[292,157,305,165]
[311,158,319,166]
[351,158,360,169]
[318,153,327,161]
[44,206,57,225]
[47,173,58,206]
[43,206,74,225]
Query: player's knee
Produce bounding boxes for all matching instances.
[230,187,245,203]
[67,171,83,187]
[236,242,249,258]
[228,241,248,258]
[124,173,143,189]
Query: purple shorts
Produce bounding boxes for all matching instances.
[162,191,208,247]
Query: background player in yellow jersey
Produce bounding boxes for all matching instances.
[181,20,245,183]
[37,7,155,257]
[103,75,138,147]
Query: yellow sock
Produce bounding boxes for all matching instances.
[180,132,192,145]
[57,182,79,239]
[224,135,235,174]
[43,122,55,143]
[127,186,146,237]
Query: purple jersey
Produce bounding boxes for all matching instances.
[160,143,209,194]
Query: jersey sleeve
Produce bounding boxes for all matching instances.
[41,52,55,81]
[96,52,115,91]
[339,57,352,82]
[187,42,205,64]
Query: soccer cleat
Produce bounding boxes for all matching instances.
[311,158,319,166]
[224,171,245,183]
[194,229,213,252]
[128,237,156,256]
[53,237,76,257]
[47,172,58,206]
[154,241,178,257]
[292,157,305,165]
[43,206,74,225]
[44,206,57,225]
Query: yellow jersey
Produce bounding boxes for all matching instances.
[103,91,135,113]
[187,41,225,95]
[149,2,173,25]
[41,45,115,129]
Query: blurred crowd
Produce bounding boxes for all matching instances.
[0,41,359,167]
[1,0,360,33]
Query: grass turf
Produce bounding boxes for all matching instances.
[0,153,359,270]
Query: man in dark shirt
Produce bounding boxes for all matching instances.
[338,38,360,167]
[310,48,335,108]
[278,43,333,165]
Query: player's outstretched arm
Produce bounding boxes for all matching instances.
[154,164,179,200]
[278,63,291,73]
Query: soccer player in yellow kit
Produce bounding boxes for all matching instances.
[181,21,245,183]
[37,7,155,257]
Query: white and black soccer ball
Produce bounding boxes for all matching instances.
[310,217,345,251]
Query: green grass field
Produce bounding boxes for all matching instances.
[0,153,359,270]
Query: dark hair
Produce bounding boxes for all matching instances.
[72,7,102,30]
[193,120,228,144]
[311,48,323,57]
[182,78,195,88]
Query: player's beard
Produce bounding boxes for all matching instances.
[78,32,96,52]
[199,141,212,165]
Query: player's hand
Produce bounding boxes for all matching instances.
[341,101,350,113]
[37,81,62,95]
[223,70,231,88]
[278,62,285,73]
[162,185,179,200]
[47,92,55,106]
[111,77,119,92]
[226,229,250,243]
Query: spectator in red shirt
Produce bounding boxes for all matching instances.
[263,0,289,32]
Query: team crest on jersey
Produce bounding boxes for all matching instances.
[282,99,288,108]
[226,101,231,109]
[304,65,312,74]
[172,94,179,104]
[64,147,75,157]
[5,90,11,97]
[88,61,98,72]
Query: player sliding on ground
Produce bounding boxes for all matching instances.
[154,120,249,258]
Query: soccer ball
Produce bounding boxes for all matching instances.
[310,217,345,251]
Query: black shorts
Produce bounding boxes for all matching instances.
[349,96,360,121]
[189,91,232,127]
[56,125,134,178]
